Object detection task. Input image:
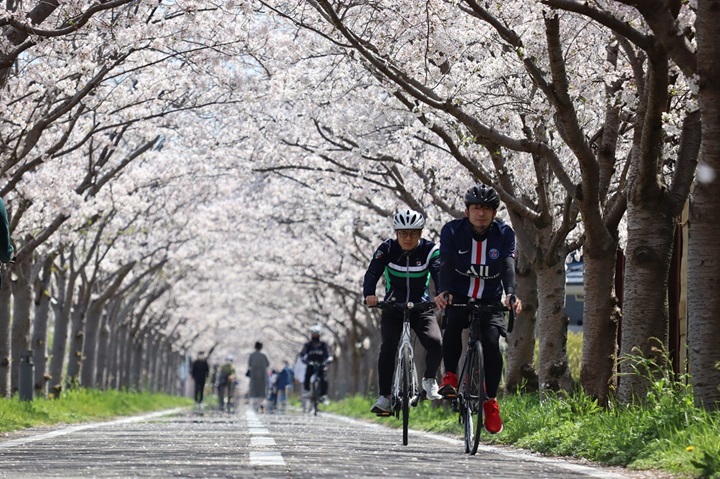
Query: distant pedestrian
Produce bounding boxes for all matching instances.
[191,351,210,410]
[274,361,294,413]
[217,354,236,412]
[0,197,14,288]
[248,341,270,412]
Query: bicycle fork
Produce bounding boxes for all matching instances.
[392,321,420,409]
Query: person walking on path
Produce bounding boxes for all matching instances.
[0,197,15,289]
[191,351,210,410]
[274,361,294,413]
[217,354,236,412]
[248,341,270,412]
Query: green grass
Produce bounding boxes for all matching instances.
[326,388,719,478]
[0,389,192,433]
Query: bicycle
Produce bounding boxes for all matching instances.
[307,358,331,416]
[447,297,516,455]
[370,300,437,446]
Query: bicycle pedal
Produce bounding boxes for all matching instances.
[375,411,392,417]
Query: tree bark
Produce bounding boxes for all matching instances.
[690,0,720,409]
[10,254,33,394]
[580,252,620,406]
[65,282,90,389]
[505,250,539,393]
[535,261,575,394]
[0,268,12,397]
[32,254,55,397]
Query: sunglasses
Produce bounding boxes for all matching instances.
[397,230,421,239]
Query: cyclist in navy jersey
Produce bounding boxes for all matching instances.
[364,209,443,415]
[434,183,523,434]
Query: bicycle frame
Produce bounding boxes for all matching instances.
[449,298,515,454]
[371,300,436,445]
[307,360,327,416]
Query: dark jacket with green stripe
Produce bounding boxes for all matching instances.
[363,238,440,303]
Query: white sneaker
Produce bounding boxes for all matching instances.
[302,389,311,398]
[371,396,391,414]
[422,378,442,400]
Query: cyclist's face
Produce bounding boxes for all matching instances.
[396,229,421,251]
[466,204,496,231]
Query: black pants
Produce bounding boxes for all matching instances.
[378,309,442,396]
[193,378,206,403]
[442,305,505,398]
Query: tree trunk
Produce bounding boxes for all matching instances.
[617,196,675,403]
[65,292,89,389]
[580,252,620,406]
[32,256,54,397]
[95,315,110,389]
[690,0,720,409]
[80,302,103,387]
[48,265,76,398]
[0,268,12,397]
[535,262,574,394]
[10,255,33,394]
[505,251,538,393]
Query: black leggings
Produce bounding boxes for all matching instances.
[442,307,504,398]
[193,379,206,403]
[377,309,443,396]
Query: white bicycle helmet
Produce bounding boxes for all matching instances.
[392,209,425,230]
[309,324,323,336]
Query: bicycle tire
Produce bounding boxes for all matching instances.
[470,341,485,455]
[461,345,476,454]
[311,376,320,416]
[401,347,411,446]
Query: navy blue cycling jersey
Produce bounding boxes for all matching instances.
[438,217,516,300]
[300,340,330,364]
[363,238,440,303]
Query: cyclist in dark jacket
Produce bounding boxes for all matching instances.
[364,209,443,415]
[434,183,523,434]
[300,325,332,401]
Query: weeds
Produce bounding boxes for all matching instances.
[0,389,191,433]
[329,345,719,479]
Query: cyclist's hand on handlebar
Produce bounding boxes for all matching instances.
[505,294,522,314]
[434,292,451,310]
[365,295,379,307]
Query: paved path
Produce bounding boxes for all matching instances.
[0,404,637,478]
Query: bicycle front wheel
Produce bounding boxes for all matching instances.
[311,378,320,416]
[463,341,485,455]
[401,348,411,446]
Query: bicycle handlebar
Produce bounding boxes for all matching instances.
[447,297,516,333]
[370,301,436,313]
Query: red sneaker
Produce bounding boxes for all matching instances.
[438,372,458,398]
[483,398,503,434]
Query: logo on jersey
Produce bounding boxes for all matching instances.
[458,249,469,254]
[466,264,490,278]
[374,250,383,259]
[489,249,500,260]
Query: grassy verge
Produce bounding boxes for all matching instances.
[0,389,192,433]
[324,391,720,479]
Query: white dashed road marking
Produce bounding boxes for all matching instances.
[246,409,285,466]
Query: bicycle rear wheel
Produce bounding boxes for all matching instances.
[401,348,411,446]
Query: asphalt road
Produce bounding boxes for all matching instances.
[0,403,643,478]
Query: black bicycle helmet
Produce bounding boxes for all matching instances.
[464,183,500,209]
